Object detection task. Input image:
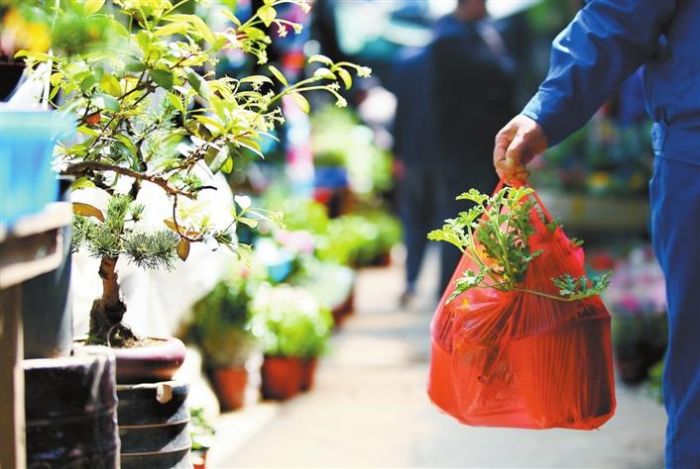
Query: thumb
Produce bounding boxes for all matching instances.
[493,124,516,167]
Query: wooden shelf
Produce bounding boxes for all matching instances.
[0,202,72,289]
[0,201,72,469]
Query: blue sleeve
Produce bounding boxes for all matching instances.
[522,0,676,146]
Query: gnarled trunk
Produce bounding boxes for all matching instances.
[87,256,136,347]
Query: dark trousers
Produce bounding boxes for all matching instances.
[649,156,700,467]
[399,165,496,296]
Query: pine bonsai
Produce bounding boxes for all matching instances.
[18,0,369,346]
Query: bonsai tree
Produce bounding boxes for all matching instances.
[18,0,370,346]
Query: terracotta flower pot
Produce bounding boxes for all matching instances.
[331,286,355,329]
[261,356,304,400]
[300,358,318,392]
[211,367,248,410]
[75,336,186,384]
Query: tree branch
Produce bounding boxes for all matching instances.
[63,161,195,199]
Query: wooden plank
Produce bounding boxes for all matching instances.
[0,201,72,467]
[0,202,72,243]
[0,286,26,469]
[0,202,72,289]
[0,229,63,289]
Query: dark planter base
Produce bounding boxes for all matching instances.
[24,348,119,468]
[117,380,191,469]
[261,356,304,400]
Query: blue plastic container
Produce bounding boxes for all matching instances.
[0,110,74,225]
[314,166,349,190]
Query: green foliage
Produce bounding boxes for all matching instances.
[17,0,369,269]
[552,272,611,301]
[648,358,664,404]
[310,105,393,195]
[250,284,332,358]
[189,268,258,367]
[261,187,330,235]
[429,186,610,303]
[189,406,215,451]
[314,211,401,266]
[73,195,179,269]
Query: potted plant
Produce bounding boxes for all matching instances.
[18,0,369,464]
[189,406,216,469]
[604,246,668,384]
[189,267,258,410]
[19,0,368,371]
[251,283,332,399]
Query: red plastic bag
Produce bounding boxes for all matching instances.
[428,187,616,430]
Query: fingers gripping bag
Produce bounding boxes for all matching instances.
[427,184,616,429]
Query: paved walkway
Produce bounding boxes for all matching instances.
[208,249,666,468]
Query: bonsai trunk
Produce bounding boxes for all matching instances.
[87,256,136,347]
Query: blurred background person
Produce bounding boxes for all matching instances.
[392,0,515,305]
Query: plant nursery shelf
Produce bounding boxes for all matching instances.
[536,189,650,233]
[0,201,72,469]
[0,202,72,289]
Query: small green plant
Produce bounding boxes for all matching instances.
[428,186,610,303]
[189,267,258,368]
[189,406,215,452]
[17,0,369,346]
[250,284,332,358]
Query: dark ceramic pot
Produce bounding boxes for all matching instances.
[24,347,119,468]
[117,381,191,469]
[112,337,187,384]
[74,336,186,384]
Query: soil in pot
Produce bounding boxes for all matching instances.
[211,367,248,410]
[74,336,186,384]
[24,348,119,468]
[300,358,318,392]
[117,381,191,469]
[261,356,304,400]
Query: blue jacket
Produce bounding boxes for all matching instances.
[522,0,700,166]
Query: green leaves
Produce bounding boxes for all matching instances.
[27,0,369,278]
[100,74,122,97]
[289,92,310,113]
[429,186,608,303]
[162,14,216,45]
[186,69,209,98]
[268,65,288,86]
[552,272,611,300]
[258,5,277,27]
[150,68,174,89]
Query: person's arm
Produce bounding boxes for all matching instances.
[494,0,677,185]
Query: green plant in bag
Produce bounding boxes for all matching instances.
[428,186,610,303]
